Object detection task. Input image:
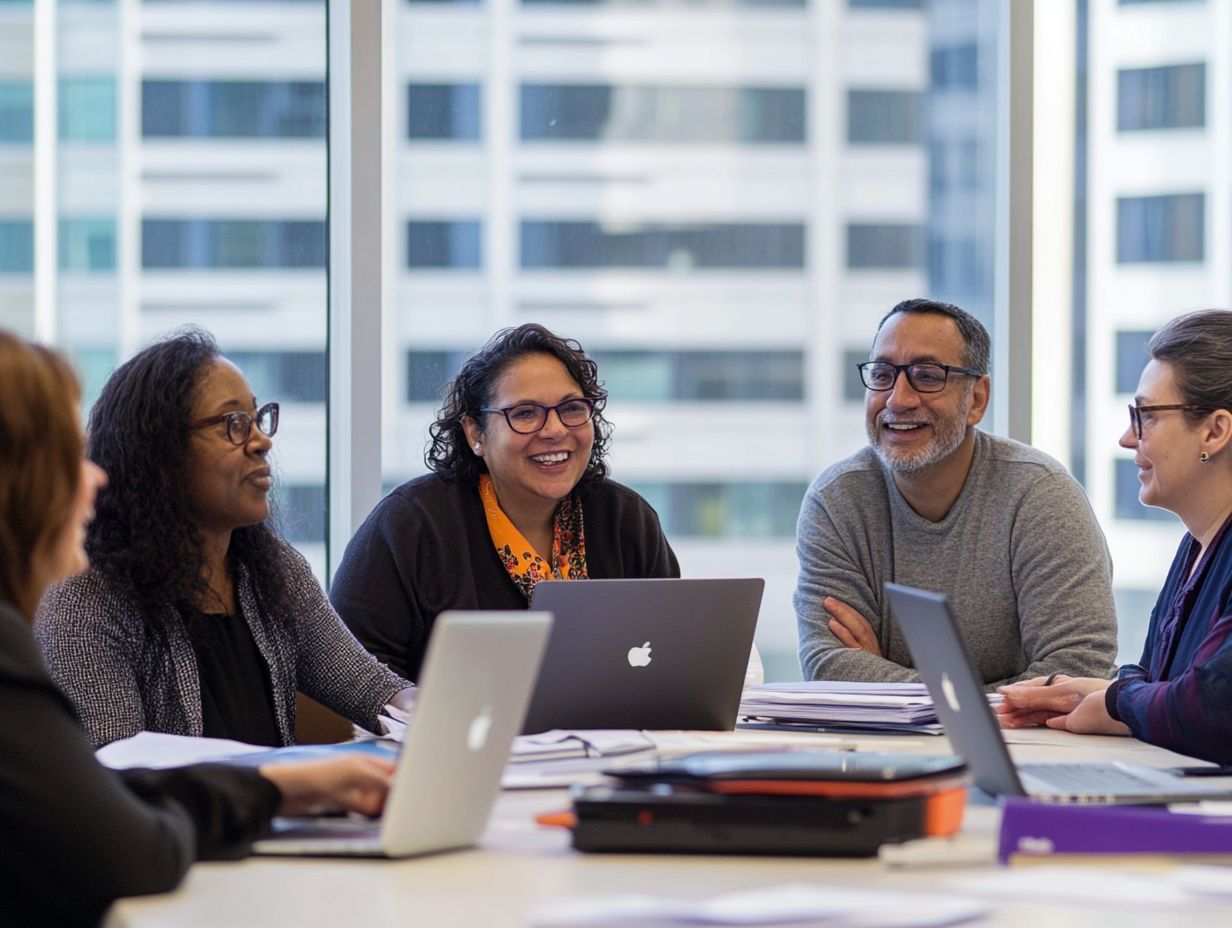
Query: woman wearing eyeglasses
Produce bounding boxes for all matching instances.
[997,309,1232,764]
[331,323,679,681]
[0,330,394,927]
[36,328,415,748]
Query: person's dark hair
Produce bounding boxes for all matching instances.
[0,331,83,617]
[85,327,292,624]
[1147,309,1232,424]
[426,323,611,485]
[875,297,991,375]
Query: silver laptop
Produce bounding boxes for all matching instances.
[523,578,763,733]
[253,610,552,857]
[885,583,1228,804]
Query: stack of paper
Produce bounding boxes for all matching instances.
[739,681,945,735]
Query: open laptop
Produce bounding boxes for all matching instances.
[523,578,763,733]
[252,610,552,857]
[885,582,1229,804]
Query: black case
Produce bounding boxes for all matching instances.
[569,783,929,857]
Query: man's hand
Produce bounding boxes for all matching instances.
[824,596,882,657]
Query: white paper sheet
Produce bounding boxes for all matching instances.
[96,731,267,769]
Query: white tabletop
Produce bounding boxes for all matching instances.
[107,728,1232,927]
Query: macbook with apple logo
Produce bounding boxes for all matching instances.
[522,578,763,733]
[252,610,552,857]
[885,583,1228,803]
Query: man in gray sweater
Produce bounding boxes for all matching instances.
[795,298,1117,687]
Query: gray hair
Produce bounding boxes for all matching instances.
[875,298,991,375]
[1147,309,1232,419]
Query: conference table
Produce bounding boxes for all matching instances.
[108,728,1232,927]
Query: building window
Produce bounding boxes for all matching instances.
[228,351,327,404]
[1117,63,1205,131]
[407,221,482,269]
[59,77,116,142]
[1114,458,1173,522]
[842,349,867,402]
[142,81,326,138]
[930,44,979,91]
[275,484,326,544]
[595,350,806,401]
[142,219,327,269]
[849,0,922,8]
[0,82,33,143]
[520,221,806,269]
[407,83,481,140]
[1114,331,1152,394]
[59,218,116,272]
[0,220,33,273]
[1116,193,1204,263]
[520,85,805,144]
[626,481,808,539]
[847,90,922,144]
[406,350,468,403]
[847,223,922,270]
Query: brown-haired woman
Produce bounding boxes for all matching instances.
[331,322,679,680]
[0,330,393,928]
[997,309,1232,765]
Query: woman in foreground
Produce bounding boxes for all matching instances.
[997,309,1232,765]
[0,331,392,927]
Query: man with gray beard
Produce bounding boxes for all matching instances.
[794,298,1117,686]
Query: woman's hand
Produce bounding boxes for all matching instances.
[995,675,1111,729]
[259,755,396,818]
[1044,689,1132,736]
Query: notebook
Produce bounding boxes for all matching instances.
[523,578,764,733]
[252,610,552,857]
[884,583,1229,804]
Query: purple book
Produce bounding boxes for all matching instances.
[999,796,1232,862]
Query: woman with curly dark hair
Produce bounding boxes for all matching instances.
[331,322,679,680]
[36,328,415,748]
[0,329,392,927]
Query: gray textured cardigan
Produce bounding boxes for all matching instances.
[35,544,409,747]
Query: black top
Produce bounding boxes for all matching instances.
[330,474,680,681]
[0,600,281,928]
[187,608,281,747]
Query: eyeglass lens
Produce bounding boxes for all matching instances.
[862,363,949,393]
[506,400,593,433]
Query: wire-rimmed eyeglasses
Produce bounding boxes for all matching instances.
[1127,403,1219,440]
[188,402,280,446]
[857,361,984,394]
[479,398,597,435]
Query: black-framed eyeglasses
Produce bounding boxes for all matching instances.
[857,361,984,394]
[1127,403,1219,440]
[188,402,280,446]
[479,398,597,435]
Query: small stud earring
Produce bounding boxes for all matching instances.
[1200,451,1210,463]
[473,444,481,452]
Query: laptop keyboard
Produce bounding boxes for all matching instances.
[1019,762,1164,793]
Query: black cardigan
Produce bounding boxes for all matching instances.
[0,601,281,928]
[330,474,680,681]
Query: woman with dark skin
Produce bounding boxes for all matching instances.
[36,328,414,747]
[0,330,392,928]
[331,323,679,681]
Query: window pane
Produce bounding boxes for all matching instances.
[12,2,331,578]
[1116,193,1204,263]
[407,220,482,269]
[1117,63,1205,131]
[408,83,481,140]
[520,221,805,269]
[847,90,923,144]
[1114,331,1151,394]
[847,223,922,269]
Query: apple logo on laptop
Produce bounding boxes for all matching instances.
[467,706,493,751]
[940,673,962,713]
[627,641,653,668]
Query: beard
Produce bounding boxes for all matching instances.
[866,394,971,476]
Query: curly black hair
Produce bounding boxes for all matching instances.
[85,327,293,625]
[426,323,611,485]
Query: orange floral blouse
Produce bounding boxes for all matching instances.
[478,474,588,601]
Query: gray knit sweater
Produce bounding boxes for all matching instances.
[35,543,409,747]
[794,430,1117,688]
